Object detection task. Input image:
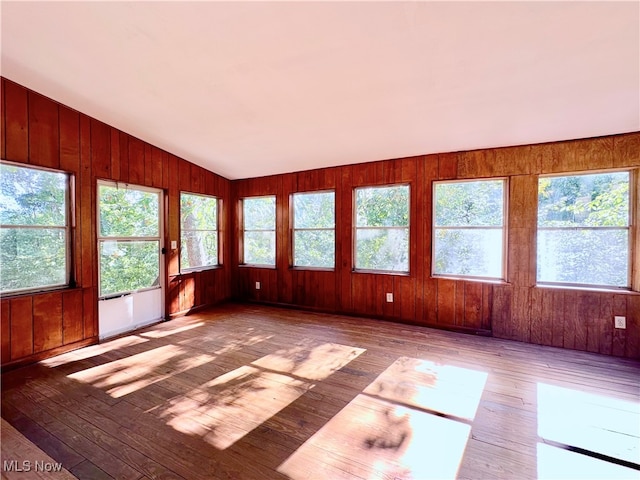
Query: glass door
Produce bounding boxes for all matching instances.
[97,181,164,339]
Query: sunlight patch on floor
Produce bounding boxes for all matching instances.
[537,442,639,479]
[251,341,366,380]
[363,357,488,420]
[41,335,149,367]
[278,356,486,479]
[162,365,313,449]
[67,344,214,398]
[537,383,640,465]
[157,341,365,449]
[139,321,205,338]
[278,394,470,480]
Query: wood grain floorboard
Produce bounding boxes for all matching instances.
[2,303,639,480]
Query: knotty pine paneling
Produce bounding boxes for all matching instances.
[232,132,640,358]
[1,78,232,367]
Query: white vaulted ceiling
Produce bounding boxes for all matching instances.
[1,1,638,180]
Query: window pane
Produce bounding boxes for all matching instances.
[0,164,67,226]
[180,193,218,270]
[356,228,408,271]
[294,192,335,229]
[435,180,504,227]
[434,228,503,278]
[538,172,629,228]
[294,230,335,268]
[244,197,276,230]
[356,186,409,227]
[244,231,275,265]
[99,240,160,296]
[181,231,218,270]
[537,229,628,287]
[99,186,159,237]
[181,193,217,230]
[0,228,66,292]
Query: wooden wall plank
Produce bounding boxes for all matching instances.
[79,114,93,288]
[436,279,455,325]
[59,106,80,173]
[613,133,640,167]
[144,144,154,186]
[4,80,29,162]
[28,92,59,168]
[599,296,614,356]
[62,289,84,345]
[625,295,640,358]
[10,296,33,360]
[90,119,110,179]
[612,295,627,357]
[118,132,130,183]
[1,299,10,364]
[128,136,144,185]
[463,282,482,329]
[1,79,6,159]
[33,293,63,353]
[83,288,96,339]
[151,146,163,188]
[110,127,121,181]
[438,152,457,179]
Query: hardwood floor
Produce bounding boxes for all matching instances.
[2,303,639,479]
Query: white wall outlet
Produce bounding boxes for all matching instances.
[171,240,177,250]
[255,282,261,290]
[614,316,626,329]
[386,292,393,303]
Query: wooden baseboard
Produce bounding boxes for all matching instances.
[240,299,493,337]
[1,337,97,372]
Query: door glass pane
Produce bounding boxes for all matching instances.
[99,185,159,237]
[100,240,160,296]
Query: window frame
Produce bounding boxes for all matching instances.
[536,168,635,291]
[353,183,411,275]
[290,189,336,270]
[240,195,277,268]
[97,180,163,299]
[431,177,508,282]
[0,160,74,295]
[179,191,220,273]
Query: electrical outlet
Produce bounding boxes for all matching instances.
[614,316,626,329]
[255,282,261,290]
[386,292,393,303]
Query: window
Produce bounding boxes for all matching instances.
[98,183,161,297]
[292,191,335,268]
[537,171,631,289]
[433,179,506,280]
[242,196,276,266]
[354,185,409,272]
[0,162,71,294]
[181,193,218,271]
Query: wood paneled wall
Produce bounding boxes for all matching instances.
[1,78,232,367]
[231,133,640,358]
